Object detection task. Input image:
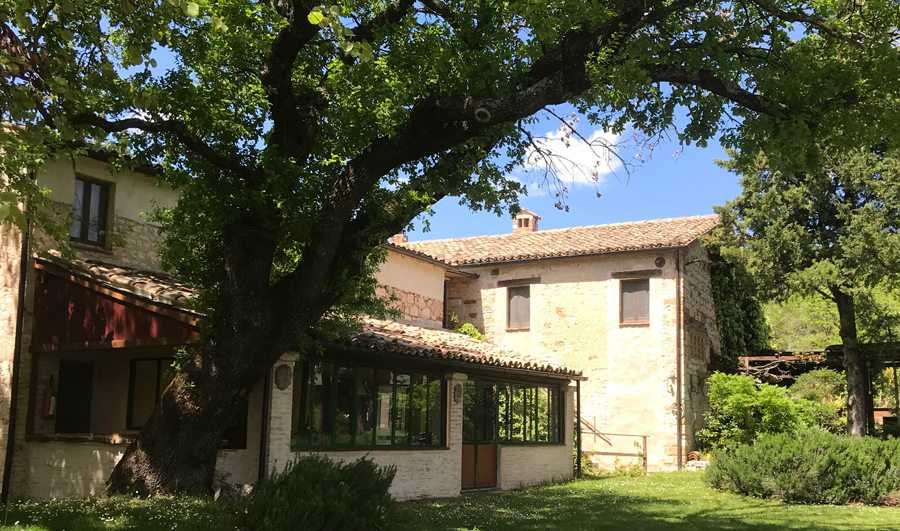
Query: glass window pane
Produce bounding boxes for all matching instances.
[409,374,428,445]
[537,387,550,442]
[291,362,310,445]
[549,387,560,443]
[462,380,475,441]
[309,363,334,446]
[355,367,376,446]
[476,382,497,442]
[375,370,393,445]
[427,378,443,445]
[509,384,524,441]
[70,179,85,239]
[88,182,102,242]
[334,366,354,445]
[394,373,410,444]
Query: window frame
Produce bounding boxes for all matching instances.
[291,359,447,451]
[619,278,651,326]
[126,357,172,430]
[506,286,531,331]
[69,175,111,248]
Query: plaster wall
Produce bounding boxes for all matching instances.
[375,251,447,329]
[0,224,23,487]
[376,251,445,301]
[449,251,686,471]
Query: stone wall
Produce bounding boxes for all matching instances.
[375,285,444,329]
[448,251,686,471]
[681,241,720,454]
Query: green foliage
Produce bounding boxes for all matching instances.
[789,368,846,403]
[244,455,397,531]
[706,430,900,505]
[697,373,812,450]
[456,323,487,342]
[705,245,770,371]
[765,292,841,349]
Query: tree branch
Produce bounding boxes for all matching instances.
[749,0,863,47]
[69,113,252,177]
[341,0,417,65]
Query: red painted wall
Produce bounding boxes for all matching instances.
[31,270,198,348]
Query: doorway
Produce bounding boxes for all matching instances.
[461,380,498,489]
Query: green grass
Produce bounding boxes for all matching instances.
[2,473,900,530]
[0,496,242,531]
[396,472,900,531]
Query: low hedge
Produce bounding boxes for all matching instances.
[705,430,900,505]
[243,455,397,531]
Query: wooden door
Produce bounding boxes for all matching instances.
[461,380,499,489]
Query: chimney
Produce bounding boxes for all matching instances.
[390,232,408,243]
[512,208,540,234]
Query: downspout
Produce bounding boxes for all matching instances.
[675,250,683,471]
[2,194,32,502]
[576,379,582,478]
[257,369,272,484]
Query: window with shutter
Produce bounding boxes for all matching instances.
[620,279,650,325]
[507,286,530,330]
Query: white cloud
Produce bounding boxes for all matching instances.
[521,128,622,185]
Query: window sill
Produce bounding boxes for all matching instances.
[291,445,449,452]
[70,241,114,254]
[505,327,530,332]
[619,321,650,328]
[25,433,136,445]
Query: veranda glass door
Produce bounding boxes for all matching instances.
[461,380,498,489]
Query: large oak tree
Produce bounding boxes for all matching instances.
[2,0,899,494]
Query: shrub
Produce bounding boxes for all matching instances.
[789,368,846,403]
[706,430,900,505]
[697,373,811,449]
[243,455,397,531]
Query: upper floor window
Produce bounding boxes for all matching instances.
[70,177,110,247]
[620,279,650,325]
[507,286,530,330]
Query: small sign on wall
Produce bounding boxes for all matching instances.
[274,364,293,391]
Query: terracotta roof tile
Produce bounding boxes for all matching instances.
[336,318,582,378]
[393,214,719,266]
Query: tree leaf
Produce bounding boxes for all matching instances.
[184,2,200,17]
[307,11,324,25]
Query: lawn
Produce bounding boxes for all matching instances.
[396,472,900,531]
[1,472,899,530]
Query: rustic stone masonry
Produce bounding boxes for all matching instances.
[376,284,444,328]
[681,241,721,454]
[0,225,23,487]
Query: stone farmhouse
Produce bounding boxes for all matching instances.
[391,208,722,471]
[0,154,582,500]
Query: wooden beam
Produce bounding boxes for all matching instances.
[31,336,199,353]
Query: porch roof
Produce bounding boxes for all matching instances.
[38,255,584,379]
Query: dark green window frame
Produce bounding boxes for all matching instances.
[291,359,447,449]
[464,379,563,445]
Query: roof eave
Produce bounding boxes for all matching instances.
[453,244,694,268]
[385,244,479,278]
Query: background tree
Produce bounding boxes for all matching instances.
[2,0,900,494]
[716,148,900,436]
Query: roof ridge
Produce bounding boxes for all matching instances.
[399,213,718,245]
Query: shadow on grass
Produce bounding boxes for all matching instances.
[396,475,887,531]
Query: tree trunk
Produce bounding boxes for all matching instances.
[832,287,867,437]
[106,222,317,495]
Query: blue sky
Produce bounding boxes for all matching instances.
[407,110,741,242]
